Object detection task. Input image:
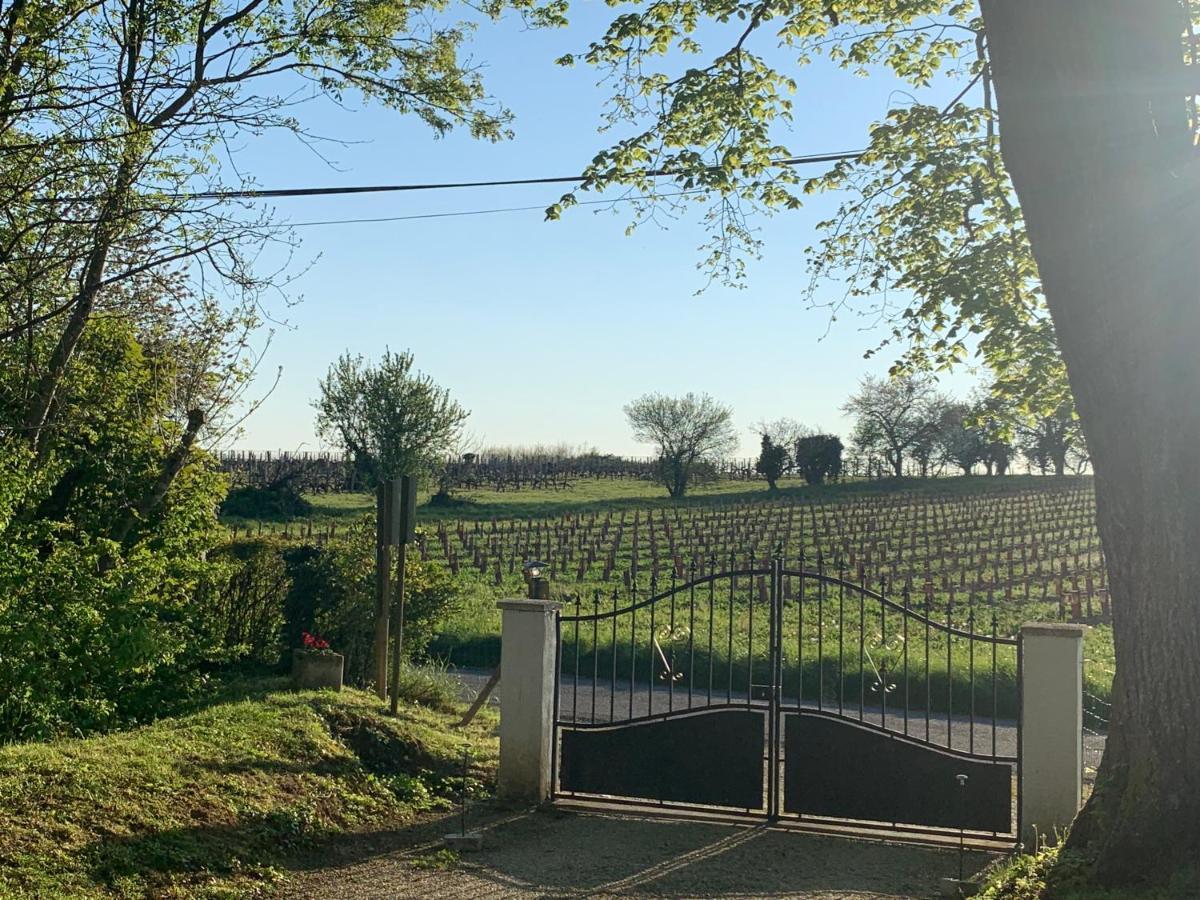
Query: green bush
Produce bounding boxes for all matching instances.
[280,517,462,688]
[220,482,313,520]
[206,539,291,664]
[0,445,229,742]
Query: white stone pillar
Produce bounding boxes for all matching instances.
[496,598,561,804]
[1019,622,1085,848]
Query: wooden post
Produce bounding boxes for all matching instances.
[388,545,407,715]
[389,474,417,715]
[373,480,394,698]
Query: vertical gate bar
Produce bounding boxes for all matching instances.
[746,563,755,707]
[969,594,976,755]
[858,583,866,722]
[766,560,775,818]
[767,553,782,819]
[880,577,888,732]
[727,564,735,703]
[946,592,954,749]
[991,608,999,761]
[903,583,910,736]
[573,595,581,724]
[817,565,824,712]
[629,590,637,720]
[707,560,715,705]
[669,571,676,712]
[648,575,657,716]
[551,612,562,797]
[797,564,804,709]
[688,571,696,709]
[838,561,844,717]
[925,594,932,743]
[591,591,599,724]
[610,589,617,723]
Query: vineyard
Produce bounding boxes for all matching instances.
[227,479,1109,632]
[223,476,1114,740]
[421,482,1107,630]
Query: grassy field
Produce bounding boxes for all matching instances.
[0,674,494,899]
[226,473,1084,528]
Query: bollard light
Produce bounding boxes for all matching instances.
[523,559,549,600]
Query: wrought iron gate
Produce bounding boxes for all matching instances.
[552,555,1021,841]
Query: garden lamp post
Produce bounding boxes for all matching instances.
[523,560,549,600]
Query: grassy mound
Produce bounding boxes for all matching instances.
[0,679,495,899]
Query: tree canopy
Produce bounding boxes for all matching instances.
[315,349,469,486]
[625,391,738,497]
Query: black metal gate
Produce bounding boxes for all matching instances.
[552,555,1021,841]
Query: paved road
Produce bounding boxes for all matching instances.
[450,667,1107,785]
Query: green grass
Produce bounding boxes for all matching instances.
[977,841,1200,899]
[0,678,496,899]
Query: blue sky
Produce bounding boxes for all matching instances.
[228,4,981,457]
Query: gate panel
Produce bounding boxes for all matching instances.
[559,708,765,809]
[552,558,1022,841]
[782,712,1013,832]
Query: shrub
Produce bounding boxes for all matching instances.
[281,517,462,689]
[755,434,790,490]
[206,539,291,664]
[220,482,313,520]
[793,434,844,484]
[0,447,229,742]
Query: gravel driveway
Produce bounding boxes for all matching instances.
[283,807,998,899]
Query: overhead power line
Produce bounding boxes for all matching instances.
[285,190,702,228]
[37,149,865,205]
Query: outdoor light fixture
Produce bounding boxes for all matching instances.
[523,560,549,600]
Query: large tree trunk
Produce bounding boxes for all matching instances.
[982,0,1200,883]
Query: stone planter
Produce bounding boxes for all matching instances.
[292,649,344,691]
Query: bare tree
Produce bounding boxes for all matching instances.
[625,392,737,498]
[752,417,813,449]
[842,375,945,478]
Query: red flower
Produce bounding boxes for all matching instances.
[301,631,331,652]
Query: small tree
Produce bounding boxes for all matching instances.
[754,434,789,491]
[625,392,737,498]
[315,349,468,487]
[793,434,843,485]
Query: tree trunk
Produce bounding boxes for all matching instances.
[24,157,136,455]
[111,408,205,545]
[982,0,1200,883]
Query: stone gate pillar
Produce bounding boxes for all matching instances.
[1019,622,1086,848]
[496,598,561,804]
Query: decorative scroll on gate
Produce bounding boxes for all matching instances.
[552,555,1021,840]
